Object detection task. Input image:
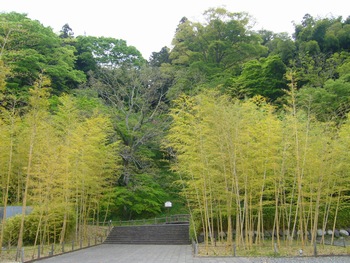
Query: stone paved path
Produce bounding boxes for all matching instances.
[30,245,250,263]
[31,244,350,263]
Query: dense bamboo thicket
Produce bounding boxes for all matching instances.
[1,8,350,256]
[0,80,120,252]
[166,88,350,252]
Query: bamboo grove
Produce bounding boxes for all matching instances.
[1,8,350,254]
[0,77,119,251]
[166,82,350,252]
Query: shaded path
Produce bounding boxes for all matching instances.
[31,244,349,263]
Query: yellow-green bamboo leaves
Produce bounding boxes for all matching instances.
[0,82,120,250]
[0,100,20,251]
[16,77,51,253]
[166,90,349,251]
[64,108,119,241]
[167,91,282,250]
[0,60,10,91]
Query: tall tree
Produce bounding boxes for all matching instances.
[87,65,169,180]
[74,36,145,71]
[168,8,268,96]
[85,63,172,219]
[59,23,74,39]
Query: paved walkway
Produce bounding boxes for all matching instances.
[31,244,349,263]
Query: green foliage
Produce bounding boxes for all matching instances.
[2,208,75,246]
[0,12,85,96]
[75,36,145,71]
[85,64,171,193]
[149,46,171,67]
[2,215,21,246]
[59,23,74,39]
[259,30,296,64]
[1,6,350,251]
[296,65,350,121]
[229,55,288,101]
[109,174,167,220]
[168,7,268,95]
[294,15,350,53]
[334,206,350,228]
[0,60,10,92]
[0,81,120,246]
[166,89,350,248]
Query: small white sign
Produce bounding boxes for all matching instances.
[164,201,172,208]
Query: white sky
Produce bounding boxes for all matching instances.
[1,0,349,59]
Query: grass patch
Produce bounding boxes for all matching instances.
[198,238,350,257]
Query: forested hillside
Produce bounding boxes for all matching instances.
[1,8,350,251]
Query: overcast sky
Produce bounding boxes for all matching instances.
[1,0,349,59]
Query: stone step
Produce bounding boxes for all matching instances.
[104,223,190,245]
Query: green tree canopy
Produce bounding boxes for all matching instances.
[167,8,268,95]
[149,46,171,67]
[294,14,350,53]
[229,55,288,101]
[259,30,296,64]
[171,8,267,72]
[74,36,146,72]
[0,12,85,95]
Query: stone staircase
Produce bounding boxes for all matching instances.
[104,223,190,245]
